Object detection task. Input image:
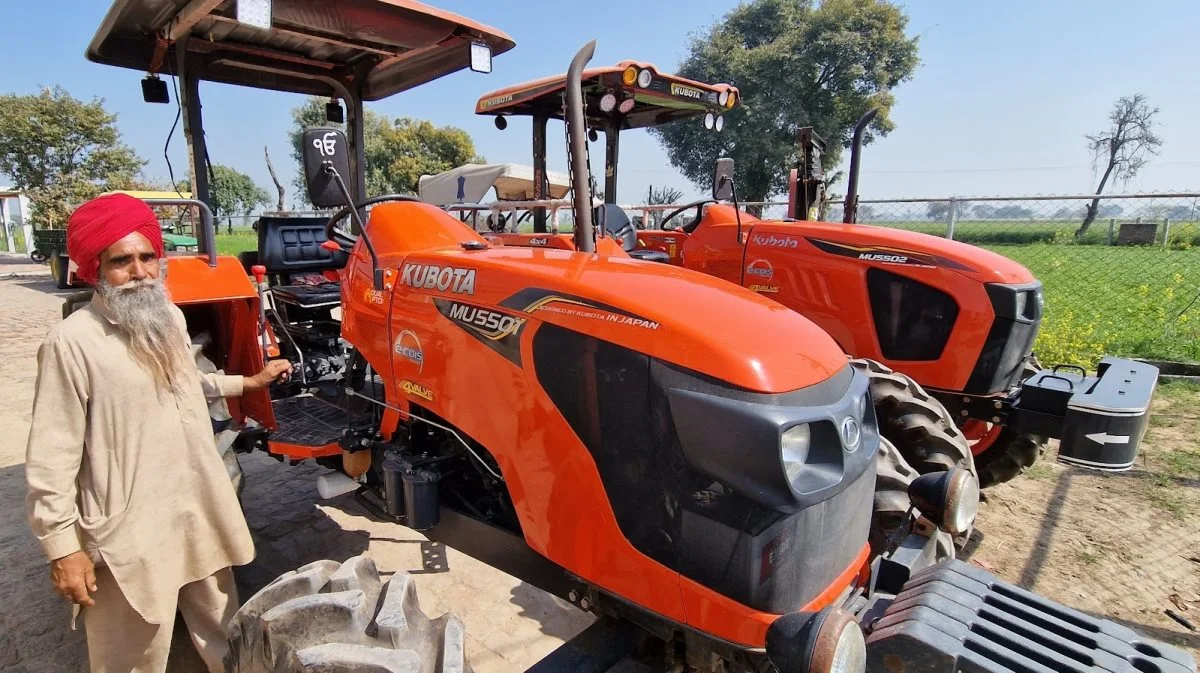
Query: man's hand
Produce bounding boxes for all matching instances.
[51,551,97,606]
[245,359,293,391]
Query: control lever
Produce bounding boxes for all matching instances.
[251,265,270,360]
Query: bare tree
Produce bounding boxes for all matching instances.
[264,146,285,212]
[1076,94,1161,238]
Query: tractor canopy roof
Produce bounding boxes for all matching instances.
[475,61,738,130]
[87,0,515,100]
[418,163,570,205]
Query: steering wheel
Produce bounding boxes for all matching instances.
[325,194,425,248]
[659,199,716,234]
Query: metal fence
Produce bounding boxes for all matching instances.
[840,193,1200,366]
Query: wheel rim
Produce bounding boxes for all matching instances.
[961,419,1004,456]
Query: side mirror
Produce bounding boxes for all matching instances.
[303,128,352,208]
[713,157,735,201]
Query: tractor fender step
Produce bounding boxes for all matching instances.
[865,560,1195,673]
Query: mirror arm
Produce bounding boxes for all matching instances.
[324,162,383,291]
[724,176,744,243]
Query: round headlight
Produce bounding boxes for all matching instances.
[718,90,729,106]
[618,97,635,114]
[703,112,715,130]
[766,607,866,673]
[840,416,861,452]
[945,468,980,534]
[599,92,617,113]
[907,467,980,535]
[622,66,638,86]
[636,68,653,88]
[715,115,725,132]
[781,424,811,482]
[725,90,737,108]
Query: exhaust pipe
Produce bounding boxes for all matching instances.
[566,40,597,253]
[842,107,879,224]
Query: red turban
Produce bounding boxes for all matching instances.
[66,194,164,285]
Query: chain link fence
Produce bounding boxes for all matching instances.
[183,194,1200,367]
[839,193,1200,366]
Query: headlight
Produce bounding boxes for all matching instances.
[636,68,653,88]
[618,96,635,114]
[725,90,737,108]
[766,607,866,673]
[622,66,638,86]
[599,92,617,113]
[714,115,725,132]
[907,467,980,534]
[839,416,861,452]
[703,111,715,130]
[781,424,811,481]
[718,90,729,106]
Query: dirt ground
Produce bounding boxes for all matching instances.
[965,380,1200,659]
[1,252,1197,671]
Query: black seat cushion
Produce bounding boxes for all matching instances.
[257,216,348,276]
[273,282,342,307]
[628,249,671,263]
[595,204,638,252]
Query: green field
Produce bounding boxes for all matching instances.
[983,243,1200,367]
[206,221,1200,367]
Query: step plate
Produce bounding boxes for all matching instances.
[866,560,1194,673]
[270,395,346,447]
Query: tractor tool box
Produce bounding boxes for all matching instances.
[866,560,1195,673]
[1012,357,1158,471]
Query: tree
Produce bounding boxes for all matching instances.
[647,185,685,205]
[288,98,482,204]
[1076,94,1161,238]
[646,184,685,226]
[927,201,951,220]
[0,86,144,227]
[650,0,919,207]
[208,164,270,232]
[264,146,285,212]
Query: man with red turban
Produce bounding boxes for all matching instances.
[25,193,291,673]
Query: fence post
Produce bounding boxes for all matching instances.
[945,198,958,240]
[1107,218,1116,246]
[1162,217,1171,248]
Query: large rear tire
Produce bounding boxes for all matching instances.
[225,555,467,673]
[851,359,976,479]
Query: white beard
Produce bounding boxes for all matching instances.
[96,268,189,391]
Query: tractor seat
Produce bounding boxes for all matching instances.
[595,204,670,264]
[257,216,348,276]
[255,216,348,308]
[628,249,671,263]
[272,283,342,308]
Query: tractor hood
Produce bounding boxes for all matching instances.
[745,212,1036,285]
[396,246,848,394]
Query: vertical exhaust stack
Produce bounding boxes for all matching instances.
[566,40,597,253]
[842,107,879,224]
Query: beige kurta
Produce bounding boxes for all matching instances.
[25,298,255,625]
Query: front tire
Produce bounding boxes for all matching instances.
[225,555,467,673]
[961,357,1048,487]
[851,359,976,478]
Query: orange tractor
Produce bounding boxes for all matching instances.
[82,3,1188,673]
[475,63,1160,488]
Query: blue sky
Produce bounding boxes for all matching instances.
[3,0,1199,209]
